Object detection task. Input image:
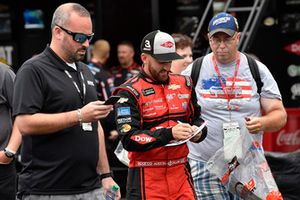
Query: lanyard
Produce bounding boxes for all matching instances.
[212,53,240,111]
[64,69,86,104]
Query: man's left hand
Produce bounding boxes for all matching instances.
[101,177,121,200]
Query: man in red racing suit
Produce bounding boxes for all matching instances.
[113,30,207,200]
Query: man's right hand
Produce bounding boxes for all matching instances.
[171,123,193,141]
[80,101,113,122]
[0,151,13,164]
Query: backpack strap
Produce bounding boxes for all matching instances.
[245,53,263,94]
[191,56,204,87]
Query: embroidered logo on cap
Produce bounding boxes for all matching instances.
[143,40,151,51]
[161,41,174,48]
[213,17,231,26]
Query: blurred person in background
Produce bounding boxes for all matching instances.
[87,39,119,163]
[88,39,127,197]
[88,39,113,101]
[110,41,141,88]
[171,33,193,74]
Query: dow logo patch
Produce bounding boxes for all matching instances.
[130,134,156,144]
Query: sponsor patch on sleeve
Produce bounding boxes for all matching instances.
[121,124,132,133]
[130,134,156,144]
[126,85,140,97]
[117,107,131,116]
[118,97,129,103]
[184,76,191,88]
[117,117,132,124]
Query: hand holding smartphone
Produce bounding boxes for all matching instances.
[104,96,121,105]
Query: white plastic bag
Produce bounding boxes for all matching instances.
[114,141,129,166]
[207,126,283,200]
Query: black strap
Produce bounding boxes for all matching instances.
[99,172,113,180]
[245,54,263,94]
[191,56,204,87]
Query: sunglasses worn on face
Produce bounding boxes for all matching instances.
[56,24,94,43]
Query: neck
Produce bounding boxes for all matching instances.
[215,51,239,65]
[50,41,72,63]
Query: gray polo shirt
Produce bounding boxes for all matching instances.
[0,63,15,150]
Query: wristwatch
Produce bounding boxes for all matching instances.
[99,172,113,180]
[4,148,15,158]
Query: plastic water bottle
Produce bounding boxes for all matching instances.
[105,184,119,200]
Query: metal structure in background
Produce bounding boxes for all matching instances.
[224,0,269,52]
[193,0,269,55]
[192,0,213,45]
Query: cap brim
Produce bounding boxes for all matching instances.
[209,28,236,37]
[152,52,183,62]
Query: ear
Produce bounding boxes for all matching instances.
[53,26,63,41]
[207,33,212,45]
[236,32,241,43]
[141,53,148,63]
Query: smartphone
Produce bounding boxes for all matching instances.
[104,96,121,105]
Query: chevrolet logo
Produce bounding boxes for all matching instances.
[168,84,181,90]
[118,98,128,103]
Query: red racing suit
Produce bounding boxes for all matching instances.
[113,70,207,199]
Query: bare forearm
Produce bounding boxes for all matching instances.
[261,109,287,132]
[15,101,113,136]
[247,98,287,134]
[97,122,110,174]
[260,98,287,132]
[6,123,22,152]
[15,111,79,135]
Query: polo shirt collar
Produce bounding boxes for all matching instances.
[43,45,81,72]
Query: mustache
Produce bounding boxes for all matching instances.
[161,69,171,73]
[78,47,87,51]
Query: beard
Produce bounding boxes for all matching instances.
[148,64,170,84]
[66,47,87,63]
[61,37,87,63]
[75,47,87,61]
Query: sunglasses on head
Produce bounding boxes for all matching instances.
[56,24,94,43]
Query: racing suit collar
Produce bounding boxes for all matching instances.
[140,69,170,85]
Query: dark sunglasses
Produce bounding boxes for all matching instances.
[56,24,94,43]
